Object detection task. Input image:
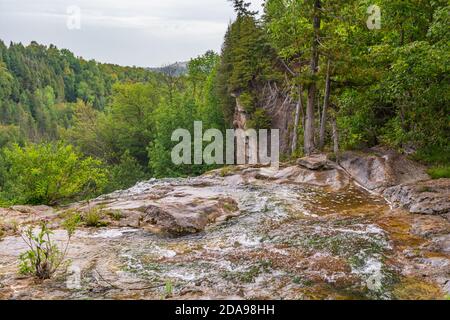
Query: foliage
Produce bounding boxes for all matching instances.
[149,96,198,178]
[427,166,450,180]
[62,211,83,230]
[0,41,156,145]
[104,151,148,193]
[0,142,107,205]
[83,207,107,228]
[217,11,280,125]
[263,0,449,159]
[19,221,75,279]
[246,109,272,130]
[1,0,449,204]
[0,220,4,240]
[164,280,174,298]
[106,210,123,221]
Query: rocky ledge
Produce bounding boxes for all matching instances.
[0,159,449,299]
[297,147,449,219]
[0,182,240,238]
[384,179,450,217]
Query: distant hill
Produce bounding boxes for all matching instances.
[148,61,188,76]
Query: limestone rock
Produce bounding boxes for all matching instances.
[297,154,332,170]
[140,197,239,235]
[339,148,429,192]
[384,179,450,216]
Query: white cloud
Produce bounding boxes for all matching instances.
[0,0,264,66]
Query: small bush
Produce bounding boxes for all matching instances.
[219,166,234,177]
[104,151,147,193]
[0,142,108,205]
[106,210,123,221]
[19,221,75,279]
[427,166,450,179]
[83,208,107,227]
[412,145,450,179]
[412,145,450,165]
[62,212,82,230]
[238,92,255,113]
[164,280,174,298]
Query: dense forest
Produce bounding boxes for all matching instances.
[0,0,448,206]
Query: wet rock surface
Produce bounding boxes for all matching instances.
[334,148,449,218]
[0,165,449,300]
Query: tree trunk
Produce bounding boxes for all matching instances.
[304,0,321,156]
[319,59,331,150]
[291,85,304,155]
[331,116,339,161]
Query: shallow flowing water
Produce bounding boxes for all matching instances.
[0,171,448,300]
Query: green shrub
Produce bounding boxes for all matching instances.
[427,166,450,179]
[83,208,107,227]
[19,222,75,279]
[0,142,108,205]
[164,280,174,299]
[219,166,234,177]
[106,210,123,221]
[412,145,450,166]
[62,211,83,230]
[413,145,450,179]
[238,91,255,113]
[104,151,147,193]
[247,109,271,130]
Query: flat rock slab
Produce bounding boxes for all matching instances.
[384,179,450,216]
[62,183,241,236]
[140,197,239,235]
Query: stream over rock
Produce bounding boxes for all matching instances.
[0,165,449,300]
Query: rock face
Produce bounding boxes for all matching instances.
[208,163,351,191]
[384,179,450,216]
[294,150,449,218]
[232,88,293,155]
[339,148,430,192]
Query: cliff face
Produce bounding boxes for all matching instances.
[232,94,248,131]
[232,85,294,155]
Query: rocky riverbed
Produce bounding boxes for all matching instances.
[0,156,449,300]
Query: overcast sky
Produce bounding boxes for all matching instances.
[0,0,264,67]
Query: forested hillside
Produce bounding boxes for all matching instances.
[0,41,224,204]
[0,0,448,206]
[218,0,449,161]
